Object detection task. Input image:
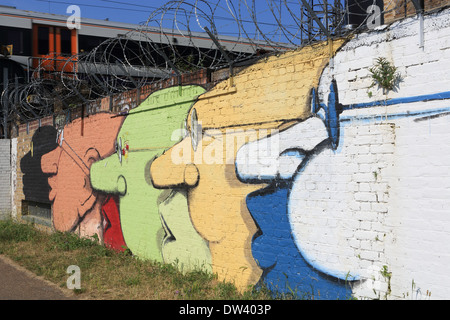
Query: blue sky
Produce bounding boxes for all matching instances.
[0,0,344,45]
[0,0,277,37]
[0,0,167,25]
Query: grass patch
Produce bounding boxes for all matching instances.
[0,219,276,300]
[0,219,41,244]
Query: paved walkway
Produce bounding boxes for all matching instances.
[0,255,77,300]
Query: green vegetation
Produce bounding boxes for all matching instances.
[0,219,279,300]
[368,57,402,97]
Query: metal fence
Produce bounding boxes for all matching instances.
[0,0,434,138]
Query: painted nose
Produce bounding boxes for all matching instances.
[236,117,329,181]
[41,149,60,175]
[150,140,199,188]
[151,159,199,188]
[90,158,127,195]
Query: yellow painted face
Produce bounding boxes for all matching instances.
[150,39,346,290]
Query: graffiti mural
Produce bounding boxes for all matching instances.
[151,124,266,288]
[16,7,450,299]
[40,113,124,244]
[101,195,126,251]
[21,126,58,205]
[236,114,356,299]
[90,85,212,272]
[150,40,346,291]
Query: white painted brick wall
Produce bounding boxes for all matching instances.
[384,114,450,300]
[10,138,17,219]
[0,139,11,218]
[314,8,450,299]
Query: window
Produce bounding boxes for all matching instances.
[78,34,107,53]
[0,26,32,56]
[60,28,72,54]
[38,26,49,55]
[21,200,52,227]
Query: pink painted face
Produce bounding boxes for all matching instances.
[41,113,123,238]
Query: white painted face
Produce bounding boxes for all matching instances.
[236,117,329,181]
[235,116,361,281]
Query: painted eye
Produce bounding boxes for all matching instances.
[190,108,200,151]
[116,137,122,164]
[183,118,189,138]
[57,129,64,147]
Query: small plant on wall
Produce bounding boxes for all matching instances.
[368,57,402,97]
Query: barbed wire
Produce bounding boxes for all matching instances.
[0,0,428,131]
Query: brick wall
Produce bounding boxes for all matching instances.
[0,139,11,218]
[13,69,210,229]
[384,0,450,24]
[314,7,450,299]
[10,7,450,299]
[14,116,55,224]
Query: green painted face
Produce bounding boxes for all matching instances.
[158,189,212,273]
[90,85,206,262]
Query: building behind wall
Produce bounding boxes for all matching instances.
[384,0,450,24]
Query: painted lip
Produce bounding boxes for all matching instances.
[160,213,175,247]
[159,191,176,247]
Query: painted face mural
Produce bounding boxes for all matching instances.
[152,123,267,287]
[101,195,126,251]
[236,115,355,299]
[150,40,345,291]
[158,189,212,273]
[230,42,355,298]
[40,113,124,243]
[90,85,211,270]
[236,64,450,299]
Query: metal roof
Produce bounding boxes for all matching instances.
[0,6,288,54]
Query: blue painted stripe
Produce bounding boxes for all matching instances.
[342,91,450,110]
[340,107,450,123]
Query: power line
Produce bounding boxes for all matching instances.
[35,0,302,30]
[99,0,161,11]
[35,0,154,14]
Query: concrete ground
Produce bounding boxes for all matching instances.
[0,254,77,300]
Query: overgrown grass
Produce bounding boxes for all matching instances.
[0,219,276,300]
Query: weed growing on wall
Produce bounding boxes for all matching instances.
[380,265,392,299]
[368,57,402,96]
